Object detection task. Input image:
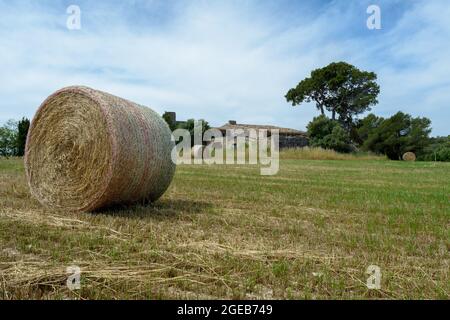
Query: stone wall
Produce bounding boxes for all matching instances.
[279,135,309,149]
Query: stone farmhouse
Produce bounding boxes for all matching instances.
[217,120,309,149]
[163,112,309,149]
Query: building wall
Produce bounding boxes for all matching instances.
[218,132,309,149]
[279,135,309,149]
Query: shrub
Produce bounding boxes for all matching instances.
[418,136,450,162]
[307,115,353,153]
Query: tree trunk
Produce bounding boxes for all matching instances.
[332,110,336,120]
[320,105,324,115]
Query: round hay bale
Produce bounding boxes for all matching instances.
[24,86,176,212]
[402,152,416,161]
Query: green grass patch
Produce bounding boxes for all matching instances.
[0,157,448,299]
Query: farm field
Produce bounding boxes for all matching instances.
[0,157,448,299]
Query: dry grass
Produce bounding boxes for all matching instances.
[280,147,385,161]
[0,157,448,299]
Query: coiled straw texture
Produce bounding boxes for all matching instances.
[25,86,176,212]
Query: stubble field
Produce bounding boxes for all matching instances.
[0,156,448,299]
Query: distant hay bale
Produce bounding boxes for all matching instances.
[402,152,416,161]
[24,86,176,212]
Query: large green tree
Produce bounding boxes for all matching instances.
[286,62,380,130]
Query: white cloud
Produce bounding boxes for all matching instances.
[0,0,448,135]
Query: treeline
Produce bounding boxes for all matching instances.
[162,113,211,147]
[306,113,449,161]
[286,61,450,161]
[0,118,30,157]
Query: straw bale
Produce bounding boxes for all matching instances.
[25,86,175,212]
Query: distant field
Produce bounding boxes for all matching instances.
[0,157,448,299]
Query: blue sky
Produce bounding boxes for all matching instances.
[0,0,449,135]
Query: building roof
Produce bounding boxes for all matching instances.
[216,122,307,136]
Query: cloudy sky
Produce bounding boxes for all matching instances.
[0,0,449,135]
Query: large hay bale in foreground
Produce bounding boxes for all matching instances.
[25,86,176,212]
[402,152,416,161]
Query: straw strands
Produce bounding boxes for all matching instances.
[402,152,416,161]
[24,86,175,212]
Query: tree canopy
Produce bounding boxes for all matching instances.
[354,113,384,145]
[362,112,431,160]
[286,61,380,130]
